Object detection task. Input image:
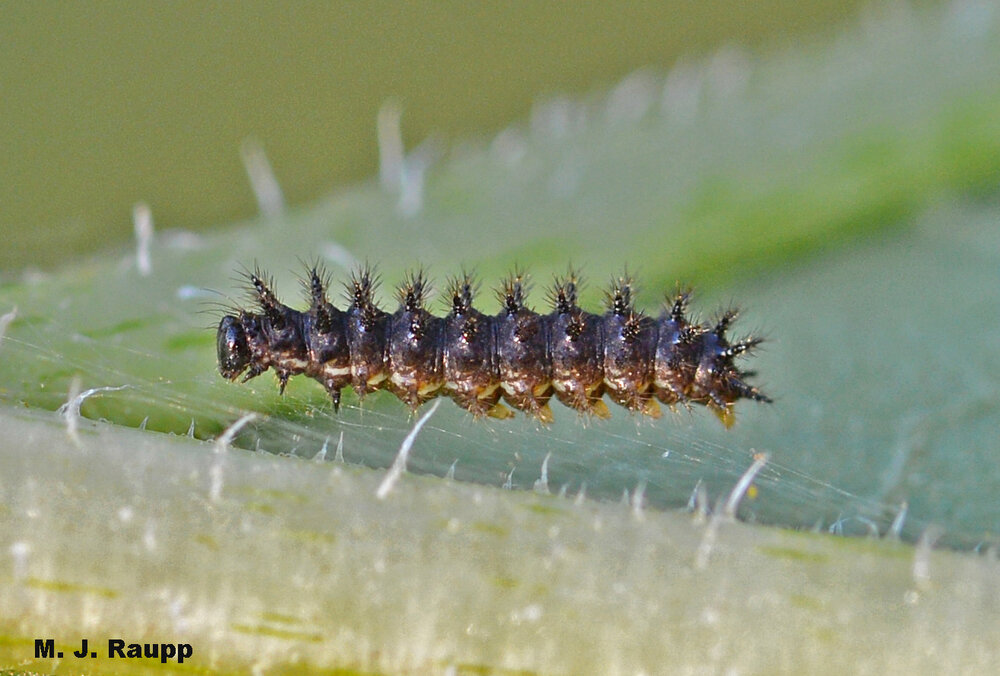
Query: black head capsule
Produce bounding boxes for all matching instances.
[217,315,251,381]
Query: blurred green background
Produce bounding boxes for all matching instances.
[0,0,872,272]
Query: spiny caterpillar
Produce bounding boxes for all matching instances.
[216,265,770,426]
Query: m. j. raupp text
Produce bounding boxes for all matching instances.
[34,638,193,664]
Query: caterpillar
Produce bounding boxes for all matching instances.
[216,265,770,427]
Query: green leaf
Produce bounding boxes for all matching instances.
[2,4,1000,673]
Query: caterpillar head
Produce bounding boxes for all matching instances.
[217,315,251,381]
